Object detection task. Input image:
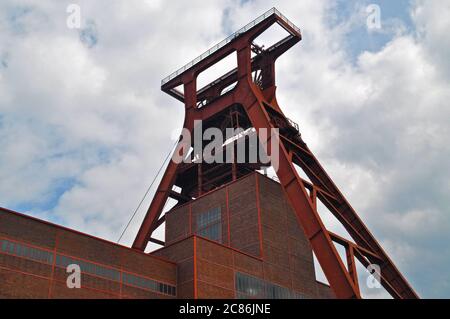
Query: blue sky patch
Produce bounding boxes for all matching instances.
[79,19,98,48]
[331,0,414,62]
[12,177,77,213]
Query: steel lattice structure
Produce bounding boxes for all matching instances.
[132,8,418,299]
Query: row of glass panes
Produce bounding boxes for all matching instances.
[1,239,54,264]
[123,273,176,296]
[0,239,176,296]
[196,207,221,229]
[55,254,120,282]
[55,255,176,296]
[197,225,222,243]
[235,272,304,299]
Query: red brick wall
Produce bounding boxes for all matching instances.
[257,174,331,298]
[163,172,334,299]
[228,175,261,256]
[165,174,261,257]
[155,236,265,299]
[165,204,190,245]
[152,237,195,298]
[0,208,177,299]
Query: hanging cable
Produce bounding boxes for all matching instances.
[117,139,178,244]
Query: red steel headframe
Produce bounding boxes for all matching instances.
[132,8,418,299]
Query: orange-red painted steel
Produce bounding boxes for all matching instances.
[132,9,418,299]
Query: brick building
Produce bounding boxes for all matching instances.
[0,172,333,298]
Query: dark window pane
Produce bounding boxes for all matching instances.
[235,272,303,299]
[196,207,222,243]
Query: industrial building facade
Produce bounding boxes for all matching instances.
[0,172,333,299]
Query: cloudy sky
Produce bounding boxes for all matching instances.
[0,0,449,298]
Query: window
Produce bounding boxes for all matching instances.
[196,207,222,243]
[0,239,53,264]
[235,272,304,299]
[123,273,176,296]
[55,254,121,282]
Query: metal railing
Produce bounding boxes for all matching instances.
[161,8,301,86]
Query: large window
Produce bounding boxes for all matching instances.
[196,206,222,243]
[235,272,304,299]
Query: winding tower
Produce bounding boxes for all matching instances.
[133,8,418,299]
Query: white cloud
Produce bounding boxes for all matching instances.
[0,0,449,298]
